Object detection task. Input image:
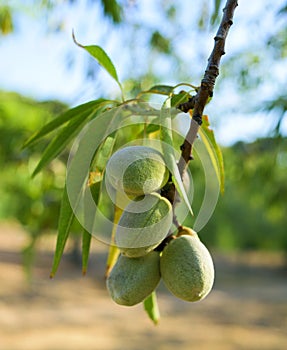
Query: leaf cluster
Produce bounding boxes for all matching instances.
[23,38,224,324]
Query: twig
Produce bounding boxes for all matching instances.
[177,0,238,177]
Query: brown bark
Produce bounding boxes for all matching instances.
[177,0,239,177]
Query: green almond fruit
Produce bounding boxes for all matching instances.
[115,193,173,257]
[160,234,214,302]
[105,145,169,196]
[106,251,161,306]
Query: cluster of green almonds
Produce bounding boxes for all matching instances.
[105,146,215,306]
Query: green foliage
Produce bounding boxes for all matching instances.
[23,99,109,148]
[50,185,75,278]
[187,137,287,252]
[150,31,171,54]
[72,31,123,96]
[160,104,193,215]
[22,40,225,322]
[81,229,92,276]
[32,99,115,177]
[0,5,13,35]
[2,0,287,326]
[32,113,89,177]
[0,91,67,274]
[82,136,116,275]
[264,96,287,135]
[211,0,224,24]
[144,85,174,96]
[199,115,225,193]
[0,0,123,37]
[101,0,122,24]
[143,292,160,325]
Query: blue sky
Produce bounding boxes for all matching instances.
[1,0,286,145]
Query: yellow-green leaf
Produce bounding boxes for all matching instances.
[143,291,160,325]
[170,91,191,108]
[105,203,122,277]
[198,115,224,193]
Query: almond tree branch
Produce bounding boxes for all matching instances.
[177,0,238,177]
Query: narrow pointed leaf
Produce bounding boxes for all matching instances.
[91,136,116,172]
[81,180,102,275]
[73,31,122,91]
[50,185,75,278]
[143,291,160,325]
[170,91,191,108]
[123,102,160,116]
[160,103,193,215]
[81,229,92,276]
[199,115,224,193]
[63,104,131,230]
[32,100,115,177]
[84,46,119,82]
[51,106,130,277]
[23,99,108,148]
[32,112,89,177]
[82,136,116,274]
[105,199,122,277]
[105,244,120,278]
[146,84,174,95]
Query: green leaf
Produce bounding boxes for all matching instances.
[50,185,75,278]
[0,6,14,35]
[199,115,225,193]
[101,0,122,23]
[81,229,92,276]
[143,291,160,325]
[160,103,193,215]
[145,123,160,134]
[91,135,116,172]
[72,31,122,93]
[81,180,102,275]
[23,99,108,148]
[32,100,115,177]
[63,104,134,254]
[105,197,122,277]
[81,179,104,268]
[82,136,116,274]
[211,0,223,24]
[122,101,161,116]
[145,84,174,95]
[105,244,120,278]
[51,106,130,277]
[32,112,90,177]
[150,31,171,54]
[170,91,191,108]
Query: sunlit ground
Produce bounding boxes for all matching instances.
[0,222,286,350]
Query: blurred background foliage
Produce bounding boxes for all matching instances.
[0,0,287,275]
[197,136,287,252]
[0,91,67,275]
